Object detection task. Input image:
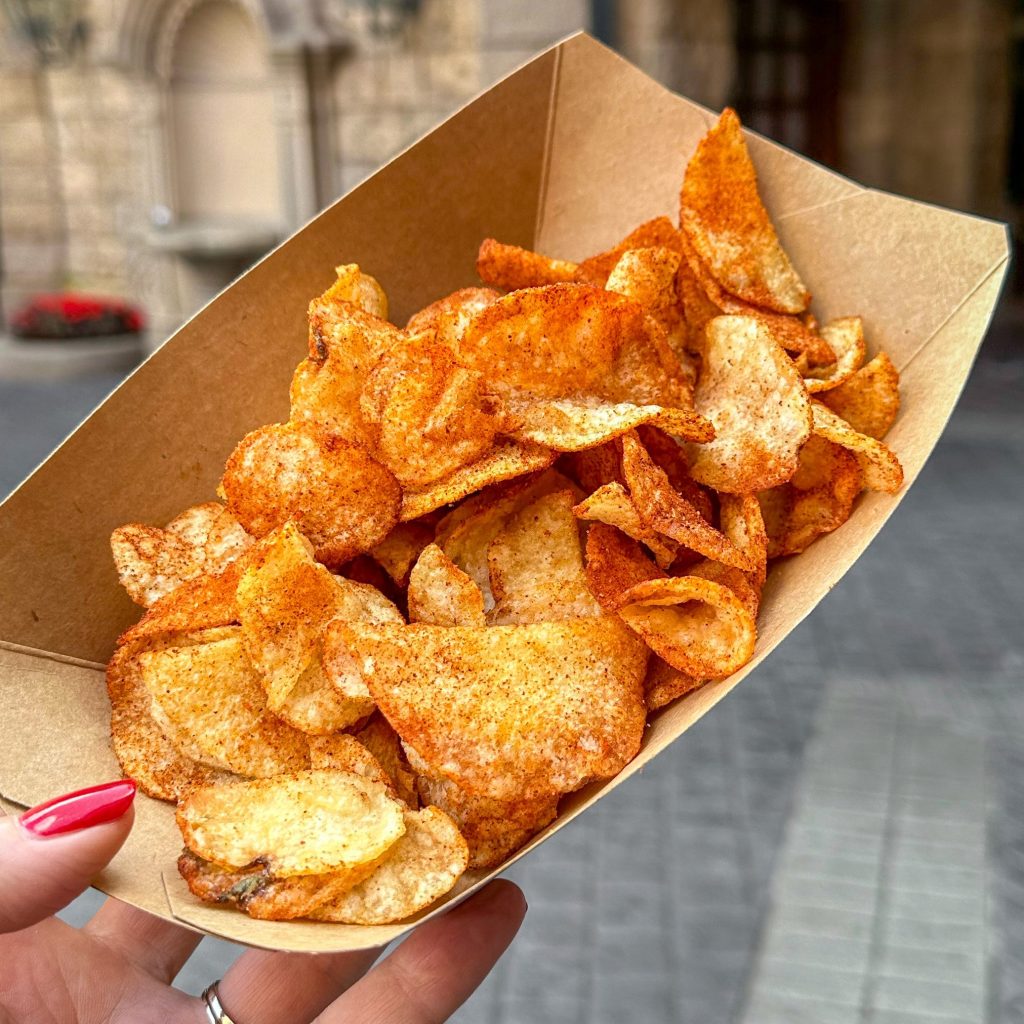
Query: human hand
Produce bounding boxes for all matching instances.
[0,779,526,1023]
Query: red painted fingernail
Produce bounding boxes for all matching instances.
[18,779,136,838]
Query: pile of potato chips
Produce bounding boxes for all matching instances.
[106,108,903,924]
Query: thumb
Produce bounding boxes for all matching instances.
[0,779,136,933]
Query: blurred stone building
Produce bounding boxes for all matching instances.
[0,0,1016,340]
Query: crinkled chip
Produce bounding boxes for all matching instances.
[583,522,664,611]
[308,733,393,791]
[501,391,711,452]
[111,502,252,608]
[643,655,704,712]
[573,482,678,569]
[820,351,900,439]
[176,769,406,877]
[606,246,681,307]
[318,263,389,321]
[355,716,419,809]
[621,432,757,571]
[312,807,468,924]
[811,402,904,493]
[237,522,401,720]
[758,435,863,557]
[614,572,757,679]
[369,521,435,587]
[437,470,572,609]
[361,334,503,488]
[107,630,238,801]
[574,216,683,287]
[293,301,403,446]
[399,440,556,522]
[718,492,769,588]
[559,441,624,494]
[681,107,809,314]
[686,315,812,493]
[678,230,833,365]
[476,238,578,291]
[221,422,401,567]
[405,287,500,342]
[177,849,364,922]
[408,543,486,627]
[797,316,867,393]
[458,283,650,398]
[118,557,248,648]
[487,490,602,624]
[415,770,557,869]
[140,633,310,777]
[329,618,649,801]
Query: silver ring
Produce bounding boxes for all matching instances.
[202,981,237,1024]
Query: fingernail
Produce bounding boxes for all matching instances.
[18,779,136,838]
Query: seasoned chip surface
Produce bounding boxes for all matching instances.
[177,769,407,876]
[331,618,649,801]
[221,422,401,568]
[686,316,812,493]
[312,807,468,924]
[140,633,310,777]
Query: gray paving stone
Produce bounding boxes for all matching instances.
[760,930,871,974]
[754,958,865,1006]
[875,943,984,988]
[742,991,862,1024]
[772,874,878,915]
[869,974,985,1020]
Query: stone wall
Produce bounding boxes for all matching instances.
[0,0,1015,341]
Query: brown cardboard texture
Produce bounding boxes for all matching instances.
[0,34,1009,951]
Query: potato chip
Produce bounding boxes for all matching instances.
[488,490,602,625]
[583,522,664,611]
[718,492,769,588]
[621,432,758,571]
[318,263,389,321]
[476,238,578,291]
[107,630,239,801]
[677,229,833,365]
[405,287,500,341]
[408,543,486,627]
[293,300,403,446]
[635,425,715,518]
[797,316,866,393]
[312,807,468,924]
[369,521,435,587]
[573,482,678,569]
[501,391,710,452]
[111,503,252,608]
[117,556,248,648]
[559,441,624,494]
[676,249,720,355]
[759,435,863,557]
[643,655,704,711]
[399,440,556,522]
[820,351,900,439]
[177,769,406,877]
[681,107,809,314]
[140,633,310,777]
[237,522,401,716]
[605,246,681,308]
[685,316,812,493]
[614,573,757,678]
[177,848,362,921]
[308,733,393,791]
[574,216,683,287]
[221,422,400,568]
[355,715,419,809]
[811,402,904,493]
[415,770,557,869]
[436,470,572,609]
[361,334,503,489]
[329,617,648,801]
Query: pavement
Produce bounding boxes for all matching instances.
[1,334,1021,1023]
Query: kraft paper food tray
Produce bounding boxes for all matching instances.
[0,33,1008,952]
